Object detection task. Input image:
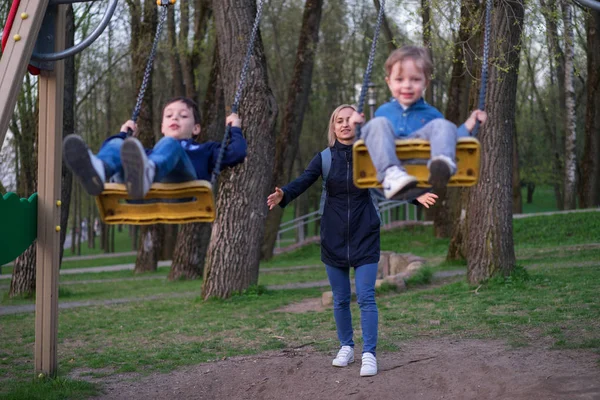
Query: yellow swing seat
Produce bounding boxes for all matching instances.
[353,136,481,188]
[96,180,215,225]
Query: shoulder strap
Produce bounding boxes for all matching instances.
[318,148,331,215]
[321,147,331,181]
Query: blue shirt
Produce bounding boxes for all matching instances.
[375,98,470,137]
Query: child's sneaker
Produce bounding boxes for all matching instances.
[63,134,106,196]
[121,138,155,199]
[428,155,455,190]
[382,165,418,199]
[360,352,377,377]
[332,345,354,367]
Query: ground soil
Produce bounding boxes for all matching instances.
[82,337,600,400]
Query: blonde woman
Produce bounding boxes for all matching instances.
[267,104,437,376]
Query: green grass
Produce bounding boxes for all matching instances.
[1,209,600,399]
[0,267,327,306]
[521,185,558,214]
[1,263,598,399]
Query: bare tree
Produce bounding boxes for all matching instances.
[561,0,577,209]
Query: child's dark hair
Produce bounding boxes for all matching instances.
[162,97,202,125]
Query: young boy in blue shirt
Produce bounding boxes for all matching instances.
[63,97,247,199]
[351,45,487,199]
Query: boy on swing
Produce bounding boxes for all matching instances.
[351,45,487,199]
[63,97,247,199]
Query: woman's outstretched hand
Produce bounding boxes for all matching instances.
[416,192,438,208]
[267,187,284,210]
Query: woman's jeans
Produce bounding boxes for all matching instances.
[326,263,379,355]
[97,136,197,182]
[360,117,457,182]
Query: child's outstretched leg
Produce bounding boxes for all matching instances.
[361,117,417,199]
[63,134,117,196]
[121,136,197,199]
[120,138,156,199]
[409,118,457,190]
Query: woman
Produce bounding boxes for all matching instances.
[267,104,437,377]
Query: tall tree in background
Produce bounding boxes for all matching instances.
[421,0,434,105]
[561,0,577,210]
[127,0,161,273]
[540,0,566,209]
[580,7,600,208]
[467,0,524,283]
[60,5,76,264]
[202,0,278,299]
[435,0,482,242]
[261,0,323,260]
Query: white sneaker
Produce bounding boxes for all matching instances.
[428,155,456,189]
[382,166,418,199]
[121,138,155,199]
[63,134,106,196]
[332,345,354,367]
[360,352,377,377]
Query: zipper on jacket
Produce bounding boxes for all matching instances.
[346,155,351,267]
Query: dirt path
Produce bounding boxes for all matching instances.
[86,339,600,400]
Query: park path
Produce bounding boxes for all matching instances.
[0,268,473,316]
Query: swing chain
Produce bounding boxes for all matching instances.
[355,0,386,139]
[211,0,266,186]
[130,3,171,127]
[471,0,492,137]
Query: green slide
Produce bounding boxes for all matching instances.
[0,192,38,265]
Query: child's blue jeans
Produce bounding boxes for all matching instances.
[326,263,379,356]
[361,117,457,182]
[97,136,197,182]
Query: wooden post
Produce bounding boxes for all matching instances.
[0,0,50,149]
[34,4,65,378]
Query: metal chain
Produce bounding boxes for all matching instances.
[356,0,386,139]
[130,4,170,126]
[471,0,492,137]
[211,0,266,186]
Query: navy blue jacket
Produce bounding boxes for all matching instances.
[102,127,247,180]
[280,140,380,268]
[376,98,470,137]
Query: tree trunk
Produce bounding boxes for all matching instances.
[561,0,576,210]
[421,0,433,105]
[59,5,75,265]
[512,132,522,214]
[579,9,600,208]
[9,244,36,298]
[168,5,185,97]
[130,0,161,273]
[261,0,323,260]
[439,0,481,244]
[373,0,398,53]
[169,222,210,280]
[540,0,565,210]
[467,0,523,283]
[202,0,278,299]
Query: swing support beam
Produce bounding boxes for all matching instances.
[0,0,65,378]
[35,3,65,378]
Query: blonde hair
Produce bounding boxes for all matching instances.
[384,45,433,82]
[327,104,357,147]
